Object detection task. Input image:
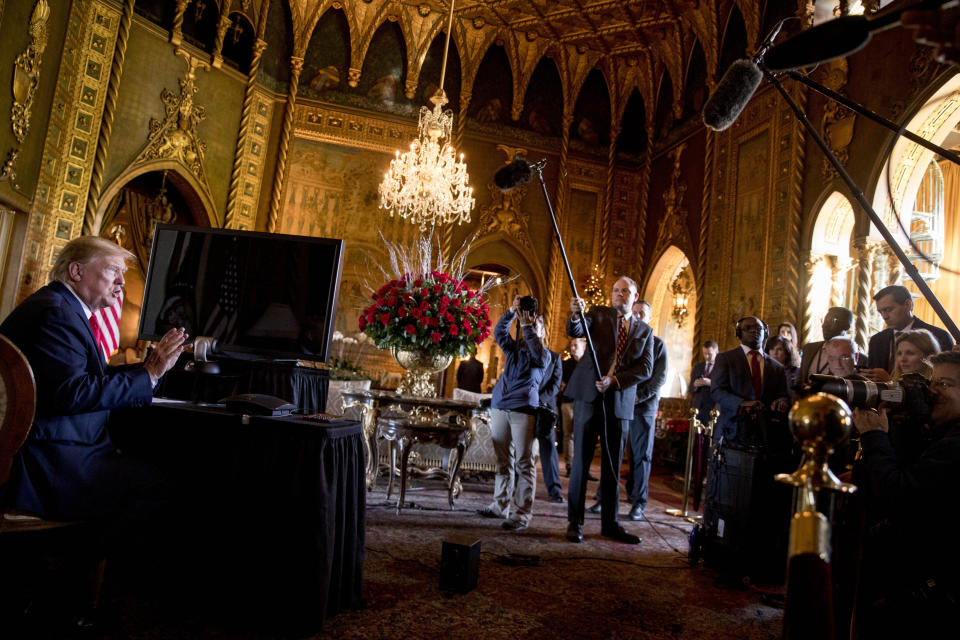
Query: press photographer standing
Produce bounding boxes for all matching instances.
[478,295,548,531]
[852,350,960,637]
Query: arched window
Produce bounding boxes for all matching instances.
[906,160,945,288]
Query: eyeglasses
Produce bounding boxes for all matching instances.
[928,379,957,391]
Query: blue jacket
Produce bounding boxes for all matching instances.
[0,281,155,519]
[490,310,548,411]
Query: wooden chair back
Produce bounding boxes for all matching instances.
[0,334,36,488]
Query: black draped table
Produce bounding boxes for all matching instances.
[109,400,364,633]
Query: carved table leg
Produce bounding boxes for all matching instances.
[398,436,413,515]
[386,439,396,500]
[447,441,467,510]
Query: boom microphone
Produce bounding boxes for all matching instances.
[701,59,763,132]
[764,0,959,72]
[494,157,533,192]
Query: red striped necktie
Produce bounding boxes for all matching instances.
[749,350,762,399]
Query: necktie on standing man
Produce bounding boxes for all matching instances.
[749,349,763,399]
[615,315,629,365]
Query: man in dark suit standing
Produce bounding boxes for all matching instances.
[625,300,667,521]
[456,354,485,392]
[688,340,719,422]
[565,276,653,544]
[0,236,187,520]
[798,306,855,386]
[710,316,790,445]
[863,285,954,376]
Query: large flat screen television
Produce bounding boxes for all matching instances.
[139,224,344,363]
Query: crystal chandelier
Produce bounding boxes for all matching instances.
[378,0,474,231]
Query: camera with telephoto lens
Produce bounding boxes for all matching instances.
[518,295,539,314]
[805,372,934,420]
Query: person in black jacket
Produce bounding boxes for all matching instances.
[534,316,564,503]
[851,350,960,638]
[624,301,668,520]
[477,296,548,531]
[862,285,953,377]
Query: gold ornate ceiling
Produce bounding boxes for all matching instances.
[277,1,767,131]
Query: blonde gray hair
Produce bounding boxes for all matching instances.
[50,236,134,283]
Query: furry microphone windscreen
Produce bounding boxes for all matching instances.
[701,59,763,132]
[493,157,533,192]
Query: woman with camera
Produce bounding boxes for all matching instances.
[477,295,549,531]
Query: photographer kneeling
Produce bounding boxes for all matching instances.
[851,350,960,638]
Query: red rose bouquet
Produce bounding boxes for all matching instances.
[359,270,491,358]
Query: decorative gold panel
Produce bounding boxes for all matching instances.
[230,88,274,230]
[294,102,417,154]
[18,0,119,299]
[701,83,806,348]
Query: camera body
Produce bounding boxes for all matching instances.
[518,295,539,314]
[805,373,934,419]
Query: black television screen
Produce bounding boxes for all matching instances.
[139,224,344,362]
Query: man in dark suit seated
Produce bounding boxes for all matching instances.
[0,236,186,521]
[798,306,855,387]
[564,276,653,544]
[710,316,790,446]
[862,285,953,378]
[689,340,719,422]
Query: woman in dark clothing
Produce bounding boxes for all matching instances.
[765,334,801,395]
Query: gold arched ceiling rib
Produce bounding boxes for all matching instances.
[290,0,723,126]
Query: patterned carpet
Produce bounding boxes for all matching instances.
[8,462,784,639]
[324,462,783,640]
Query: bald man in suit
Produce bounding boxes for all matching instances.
[564,276,653,544]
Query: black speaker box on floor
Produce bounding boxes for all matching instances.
[702,446,794,584]
[439,536,480,594]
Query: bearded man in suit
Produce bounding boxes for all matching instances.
[564,276,653,544]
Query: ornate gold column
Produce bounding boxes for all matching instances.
[544,110,573,346]
[830,256,854,309]
[693,131,714,361]
[599,123,620,279]
[170,0,189,46]
[803,253,826,343]
[83,0,134,235]
[224,38,267,229]
[885,246,903,286]
[634,139,654,273]
[211,13,232,69]
[853,239,879,351]
[266,55,304,234]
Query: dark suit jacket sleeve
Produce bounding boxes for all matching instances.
[635,338,667,404]
[769,360,789,401]
[710,351,746,420]
[689,362,704,391]
[615,322,654,388]
[539,352,563,410]
[31,305,153,417]
[867,332,886,370]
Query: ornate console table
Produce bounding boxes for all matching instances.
[339,389,490,490]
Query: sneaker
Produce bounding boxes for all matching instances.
[502,520,529,531]
[477,507,501,519]
[548,494,566,504]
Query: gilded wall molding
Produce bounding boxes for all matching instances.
[135,49,212,183]
[230,87,274,229]
[19,0,119,300]
[652,142,692,262]
[293,102,418,154]
[702,82,807,347]
[3,0,49,185]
